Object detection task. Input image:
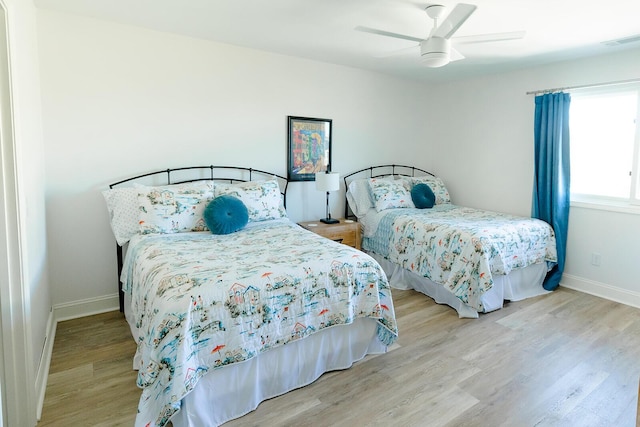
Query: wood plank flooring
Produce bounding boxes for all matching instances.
[39,287,640,426]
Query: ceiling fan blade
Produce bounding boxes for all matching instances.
[373,44,420,58]
[453,31,526,45]
[450,46,465,62]
[433,3,477,39]
[354,25,424,43]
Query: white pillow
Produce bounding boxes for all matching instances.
[408,176,451,205]
[137,181,214,235]
[368,177,415,212]
[214,179,287,222]
[346,179,373,218]
[102,187,139,246]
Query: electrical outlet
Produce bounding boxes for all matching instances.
[591,252,601,266]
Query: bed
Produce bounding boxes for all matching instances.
[344,164,557,319]
[102,166,398,427]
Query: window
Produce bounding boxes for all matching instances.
[569,83,640,209]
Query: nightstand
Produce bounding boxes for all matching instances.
[298,218,361,250]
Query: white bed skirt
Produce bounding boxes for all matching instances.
[173,317,385,426]
[124,295,387,426]
[368,253,550,318]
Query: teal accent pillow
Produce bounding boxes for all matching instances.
[411,183,435,209]
[204,195,249,235]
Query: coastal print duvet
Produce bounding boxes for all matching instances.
[362,205,557,312]
[121,220,398,427]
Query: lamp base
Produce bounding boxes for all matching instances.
[320,218,339,224]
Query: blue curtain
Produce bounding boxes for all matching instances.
[532,92,570,291]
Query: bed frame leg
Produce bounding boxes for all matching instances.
[116,244,124,313]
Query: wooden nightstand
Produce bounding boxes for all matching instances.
[298,218,361,250]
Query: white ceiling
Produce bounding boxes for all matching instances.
[34,0,640,82]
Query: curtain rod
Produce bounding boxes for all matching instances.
[526,78,640,95]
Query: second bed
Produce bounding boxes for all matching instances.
[345,164,557,318]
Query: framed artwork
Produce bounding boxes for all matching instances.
[287,116,333,181]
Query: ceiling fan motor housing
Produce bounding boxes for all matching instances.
[420,37,450,67]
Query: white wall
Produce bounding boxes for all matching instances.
[37,9,640,314]
[426,48,640,306]
[36,10,434,311]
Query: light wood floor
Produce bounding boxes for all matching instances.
[39,287,640,427]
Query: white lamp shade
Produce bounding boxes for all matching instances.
[315,172,340,192]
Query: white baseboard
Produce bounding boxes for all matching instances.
[561,274,640,309]
[35,308,55,421]
[53,293,120,322]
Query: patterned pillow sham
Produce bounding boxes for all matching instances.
[407,176,451,205]
[137,181,214,235]
[346,176,395,217]
[102,187,139,246]
[368,177,415,212]
[214,179,287,222]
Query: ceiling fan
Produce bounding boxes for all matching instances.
[355,3,525,68]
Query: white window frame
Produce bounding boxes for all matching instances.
[569,82,640,215]
[631,92,640,202]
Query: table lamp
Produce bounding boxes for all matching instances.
[315,170,340,224]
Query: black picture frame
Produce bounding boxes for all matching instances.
[287,116,333,181]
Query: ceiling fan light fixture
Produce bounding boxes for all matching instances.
[420,37,450,67]
[421,52,449,67]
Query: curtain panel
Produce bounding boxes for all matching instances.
[532,92,571,291]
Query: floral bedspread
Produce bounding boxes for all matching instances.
[121,220,397,427]
[362,205,557,311]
